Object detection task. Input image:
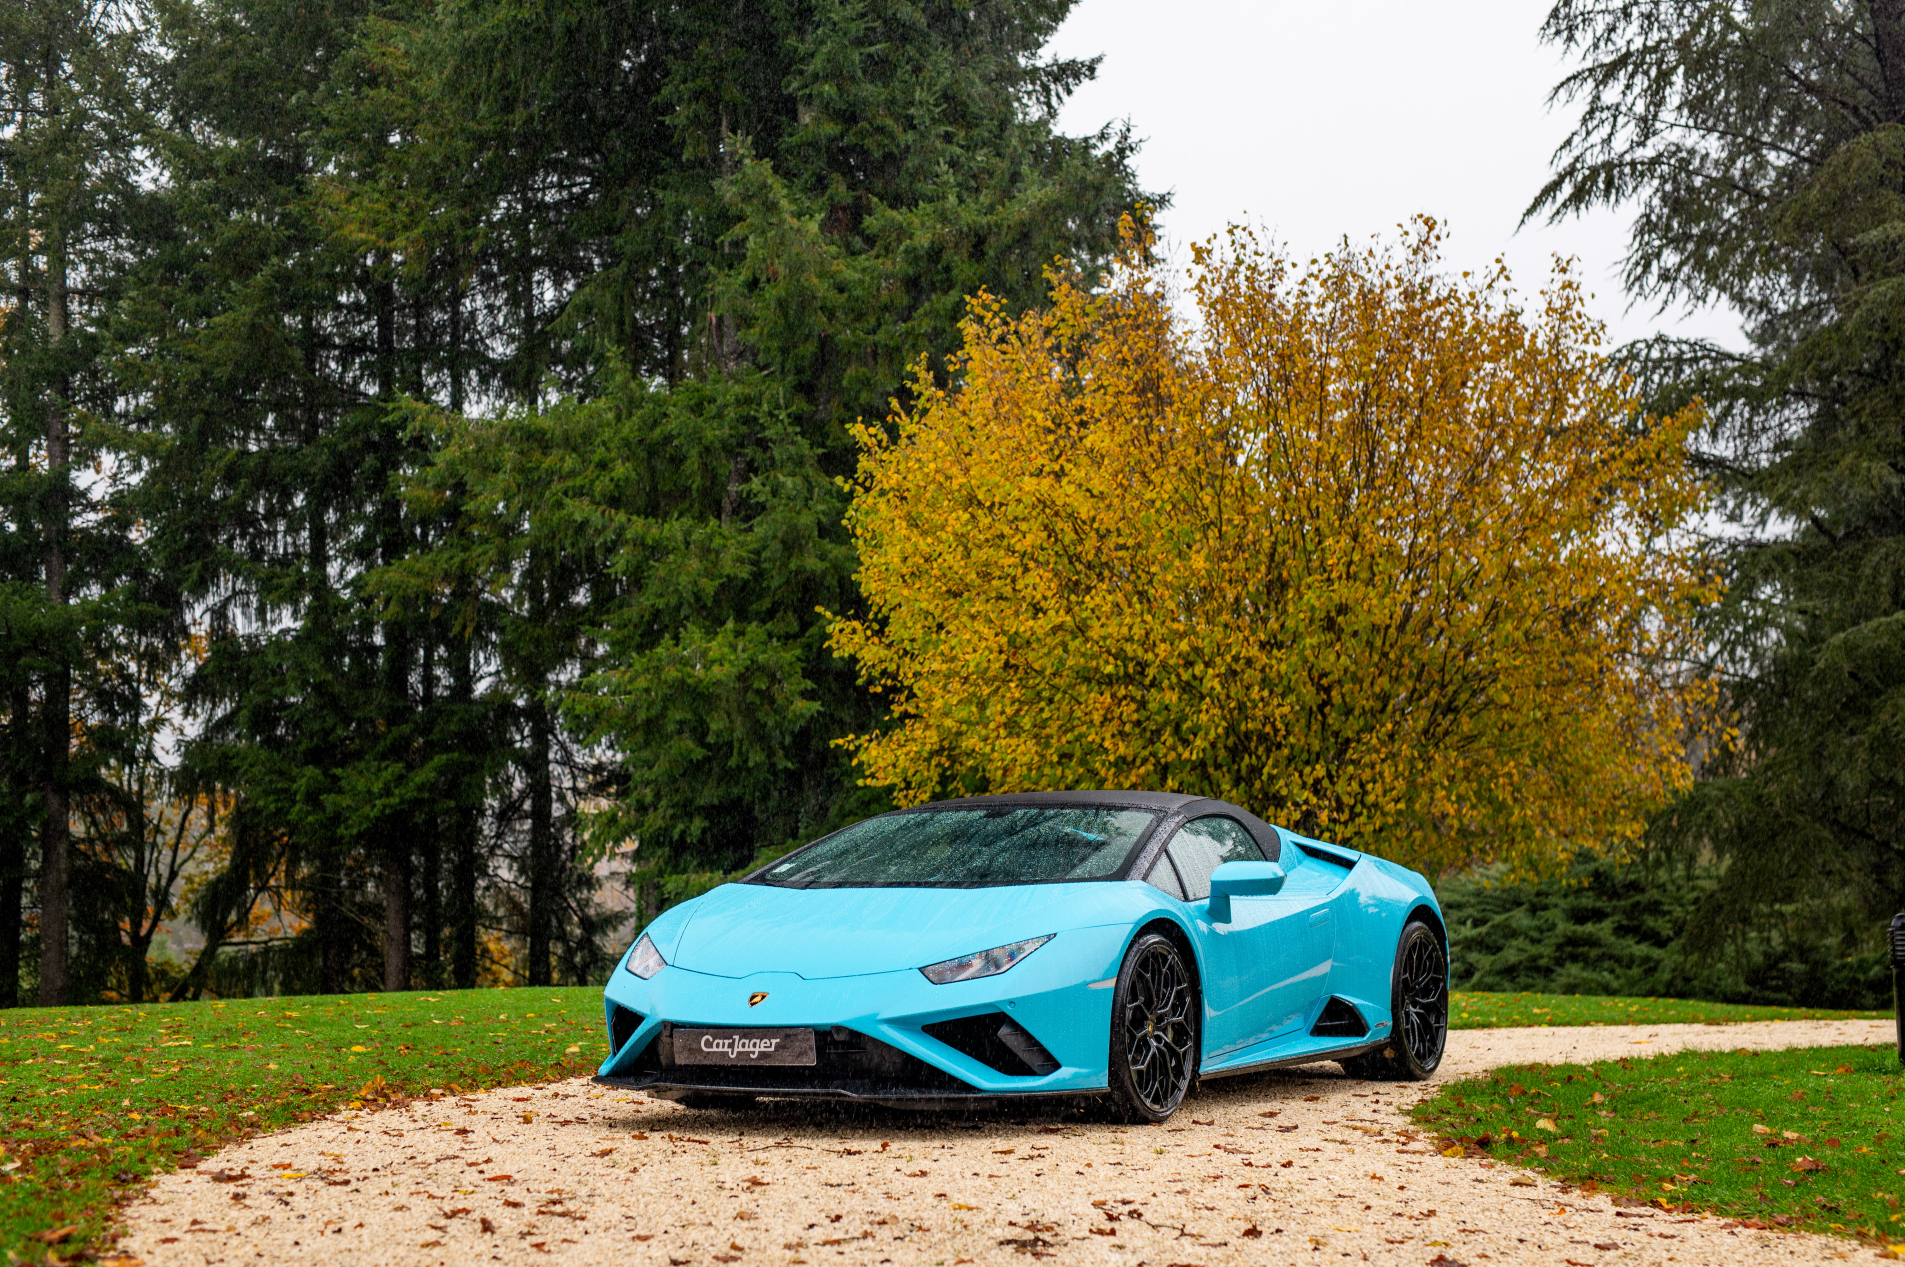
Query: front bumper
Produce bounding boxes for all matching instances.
[595,927,1130,1106]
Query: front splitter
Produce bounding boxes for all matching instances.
[591,1073,1098,1112]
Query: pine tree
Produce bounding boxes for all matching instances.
[0,0,161,1005]
[394,0,1151,906]
[1532,0,1905,976]
[129,0,478,995]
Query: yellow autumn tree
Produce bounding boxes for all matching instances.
[829,219,1715,877]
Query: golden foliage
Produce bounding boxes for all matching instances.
[828,219,1717,877]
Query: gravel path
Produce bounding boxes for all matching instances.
[117,1019,1897,1267]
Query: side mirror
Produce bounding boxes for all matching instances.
[1207,860,1285,923]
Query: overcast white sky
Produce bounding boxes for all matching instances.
[1047,0,1742,352]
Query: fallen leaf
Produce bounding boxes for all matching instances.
[485,1174,513,1182]
[481,1217,496,1233]
[1789,1156,1827,1172]
[29,1226,77,1245]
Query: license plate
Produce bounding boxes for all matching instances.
[673,1027,817,1066]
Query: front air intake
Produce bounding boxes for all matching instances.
[1310,996,1369,1039]
[609,1004,644,1055]
[923,1013,1060,1076]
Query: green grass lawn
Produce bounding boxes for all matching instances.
[0,985,605,1262]
[0,985,1895,1264]
[1451,990,1890,1029]
[1412,1042,1905,1249]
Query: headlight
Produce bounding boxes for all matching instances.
[919,934,1053,985]
[624,933,665,980]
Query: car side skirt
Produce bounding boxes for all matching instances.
[1197,1038,1389,1080]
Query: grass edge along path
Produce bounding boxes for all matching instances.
[1449,990,1888,1029]
[1412,1040,1905,1254]
[1,985,605,1265]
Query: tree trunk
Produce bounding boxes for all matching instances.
[0,688,24,1008]
[126,773,149,1001]
[525,696,554,987]
[38,233,70,1008]
[1873,0,1905,120]
[382,844,410,992]
[419,639,440,987]
[451,637,478,989]
[375,266,412,995]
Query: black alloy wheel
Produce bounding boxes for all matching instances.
[1342,918,1447,1081]
[1107,932,1199,1121]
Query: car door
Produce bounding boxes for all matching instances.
[1145,816,1287,1056]
[1154,816,1337,1056]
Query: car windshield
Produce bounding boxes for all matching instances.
[750,807,1160,888]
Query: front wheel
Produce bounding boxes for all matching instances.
[1106,932,1200,1122]
[1342,918,1447,1080]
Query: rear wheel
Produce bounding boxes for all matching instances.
[1342,919,1447,1080]
[1106,932,1199,1121]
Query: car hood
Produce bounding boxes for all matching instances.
[667,882,1110,980]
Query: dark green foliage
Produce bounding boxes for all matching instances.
[371,0,1151,887]
[1531,0,1905,955]
[1442,855,1894,1009]
[0,0,190,1006]
[0,0,1148,1002]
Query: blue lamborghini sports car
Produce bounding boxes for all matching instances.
[594,791,1449,1121]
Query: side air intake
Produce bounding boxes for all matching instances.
[609,1004,645,1055]
[923,1013,1061,1076]
[1310,996,1369,1039]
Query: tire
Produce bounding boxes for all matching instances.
[1341,918,1447,1080]
[1106,931,1200,1122]
[675,1092,759,1110]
